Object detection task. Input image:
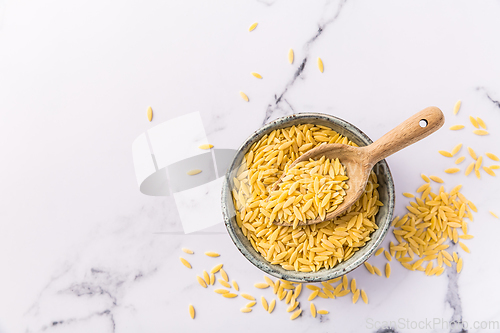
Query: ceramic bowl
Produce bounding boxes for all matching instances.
[221,113,395,282]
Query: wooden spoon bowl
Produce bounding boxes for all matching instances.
[273,106,444,226]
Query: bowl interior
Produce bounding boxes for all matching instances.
[221,113,395,282]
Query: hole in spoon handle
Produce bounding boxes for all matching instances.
[367,106,445,164]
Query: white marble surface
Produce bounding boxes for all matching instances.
[1,0,500,332]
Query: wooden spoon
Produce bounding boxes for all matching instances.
[273,106,444,226]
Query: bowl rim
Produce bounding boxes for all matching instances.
[221,112,395,282]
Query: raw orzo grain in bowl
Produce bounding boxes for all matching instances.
[230,123,383,273]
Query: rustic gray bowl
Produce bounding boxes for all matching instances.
[221,113,395,282]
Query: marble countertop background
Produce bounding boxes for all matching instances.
[1,0,500,332]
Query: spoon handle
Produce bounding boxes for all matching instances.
[366,106,444,164]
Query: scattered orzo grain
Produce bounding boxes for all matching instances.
[342,275,348,290]
[290,309,302,320]
[189,304,195,319]
[417,183,430,192]
[261,296,268,311]
[294,283,302,298]
[429,176,444,183]
[490,165,500,170]
[211,264,223,274]
[385,263,391,278]
[449,125,465,130]
[240,307,252,313]
[273,280,280,294]
[384,250,392,262]
[182,248,194,254]
[220,268,229,282]
[486,153,499,161]
[187,169,202,176]
[453,100,461,115]
[180,257,191,269]
[287,300,299,312]
[475,156,482,172]
[451,143,462,156]
[310,302,317,318]
[337,289,350,297]
[263,276,274,288]
[457,258,463,273]
[223,293,237,298]
[317,58,324,73]
[197,276,207,288]
[214,289,229,294]
[278,289,287,301]
[373,266,382,276]
[352,289,360,304]
[248,22,258,32]
[308,290,319,301]
[469,116,479,129]
[199,144,213,150]
[147,106,153,122]
[490,211,499,218]
[350,278,357,292]
[323,288,334,299]
[203,270,209,284]
[232,281,239,291]
[483,166,496,176]
[251,72,262,79]
[218,279,231,288]
[476,117,487,129]
[467,147,477,160]
[364,262,375,275]
[317,310,329,315]
[455,156,465,165]
[241,294,255,300]
[239,91,249,102]
[439,151,453,157]
[268,299,276,313]
[254,283,269,289]
[210,273,215,285]
[403,192,415,198]
[288,49,294,64]
[465,162,475,176]
[285,290,293,304]
[421,174,430,182]
[458,241,470,253]
[459,234,474,240]
[280,280,294,289]
[246,301,256,308]
[473,130,489,136]
[445,168,460,174]
[205,251,220,257]
[361,290,368,304]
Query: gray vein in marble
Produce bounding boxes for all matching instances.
[374,328,400,333]
[22,205,170,332]
[262,0,348,125]
[25,264,73,317]
[42,309,116,333]
[477,87,500,109]
[27,266,126,333]
[445,246,466,333]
